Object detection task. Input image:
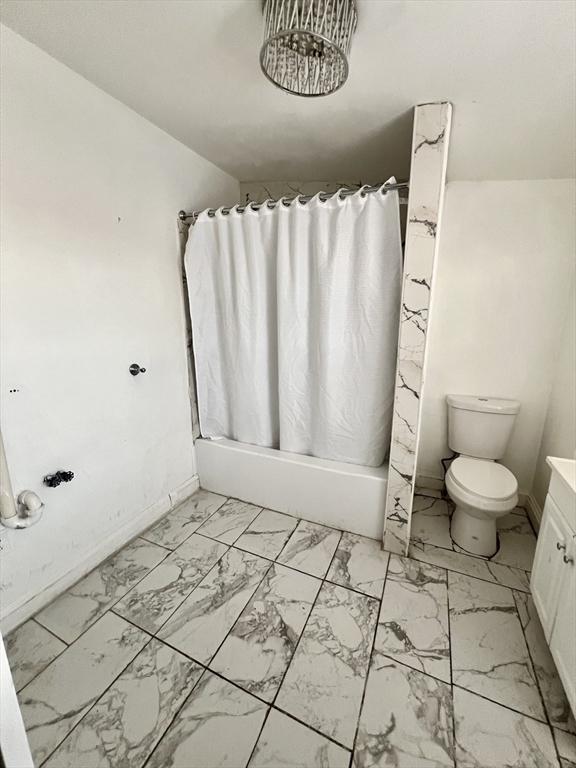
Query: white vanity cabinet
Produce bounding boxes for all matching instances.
[531,457,576,716]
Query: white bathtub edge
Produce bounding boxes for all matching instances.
[196,438,387,540]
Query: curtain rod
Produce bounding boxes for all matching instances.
[178,181,409,224]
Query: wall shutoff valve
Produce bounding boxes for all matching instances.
[43,470,74,488]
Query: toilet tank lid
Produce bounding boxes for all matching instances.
[446,395,520,415]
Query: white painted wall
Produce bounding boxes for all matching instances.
[417,179,576,493]
[0,26,239,625]
[531,279,576,509]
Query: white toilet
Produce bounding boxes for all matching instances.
[445,394,520,557]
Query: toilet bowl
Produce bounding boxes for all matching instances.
[445,394,521,557]
[446,456,518,556]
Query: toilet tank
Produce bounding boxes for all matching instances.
[446,395,520,460]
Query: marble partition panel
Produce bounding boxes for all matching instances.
[384,102,452,555]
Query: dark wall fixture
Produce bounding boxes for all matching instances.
[43,470,74,488]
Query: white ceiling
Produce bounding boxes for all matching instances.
[1,0,574,182]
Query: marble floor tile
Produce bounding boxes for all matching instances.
[6,620,66,692]
[454,686,558,768]
[196,498,262,545]
[147,671,268,768]
[409,541,531,592]
[235,508,299,560]
[410,496,536,573]
[354,652,454,768]
[158,547,270,663]
[554,729,576,768]
[250,708,350,768]
[142,490,227,549]
[492,511,537,571]
[326,532,390,598]
[277,519,341,578]
[414,486,444,499]
[376,556,450,683]
[514,591,576,734]
[276,581,378,748]
[18,612,148,766]
[410,495,453,550]
[44,639,203,768]
[114,535,228,634]
[449,571,544,720]
[211,563,320,701]
[35,538,167,643]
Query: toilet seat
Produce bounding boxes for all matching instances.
[449,456,518,501]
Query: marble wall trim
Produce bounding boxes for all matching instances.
[384,102,452,555]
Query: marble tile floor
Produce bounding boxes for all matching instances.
[6,489,573,768]
[409,493,537,592]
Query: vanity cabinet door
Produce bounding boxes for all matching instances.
[549,540,576,717]
[531,495,571,639]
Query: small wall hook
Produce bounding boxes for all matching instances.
[129,363,146,376]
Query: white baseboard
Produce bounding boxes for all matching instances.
[1,475,200,635]
[519,491,542,532]
[170,475,200,508]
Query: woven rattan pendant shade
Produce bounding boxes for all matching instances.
[260,0,357,97]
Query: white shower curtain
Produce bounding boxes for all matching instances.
[185,183,402,467]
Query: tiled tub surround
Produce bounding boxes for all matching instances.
[7,489,573,768]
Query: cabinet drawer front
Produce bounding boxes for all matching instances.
[549,471,576,531]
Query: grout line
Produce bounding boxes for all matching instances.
[30,617,71,647]
[451,683,551,726]
[267,573,326,711]
[347,552,391,768]
[229,505,266,546]
[408,546,532,593]
[140,494,229,551]
[231,530,296,564]
[511,590,562,764]
[134,637,354,761]
[201,560,275,669]
[273,703,353,752]
[26,495,479,767]
[445,567,457,768]
[245,705,272,767]
[196,529,345,588]
[21,599,161,701]
[141,665,211,768]
[33,542,172,644]
[322,528,344,582]
[369,649,453,687]
[113,542,234,637]
[38,632,156,767]
[193,501,266,549]
[20,494,380,768]
[182,655,354,757]
[32,615,73,646]
[125,519,341,651]
[109,609,156,639]
[275,524,343,580]
[137,535,174,553]
[214,492,352,537]
[120,542,268,640]
[412,523,534,569]
[11,622,72,695]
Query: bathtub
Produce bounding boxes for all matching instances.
[195,438,388,540]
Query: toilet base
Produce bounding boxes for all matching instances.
[451,506,498,557]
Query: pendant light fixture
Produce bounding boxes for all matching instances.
[260,0,357,97]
